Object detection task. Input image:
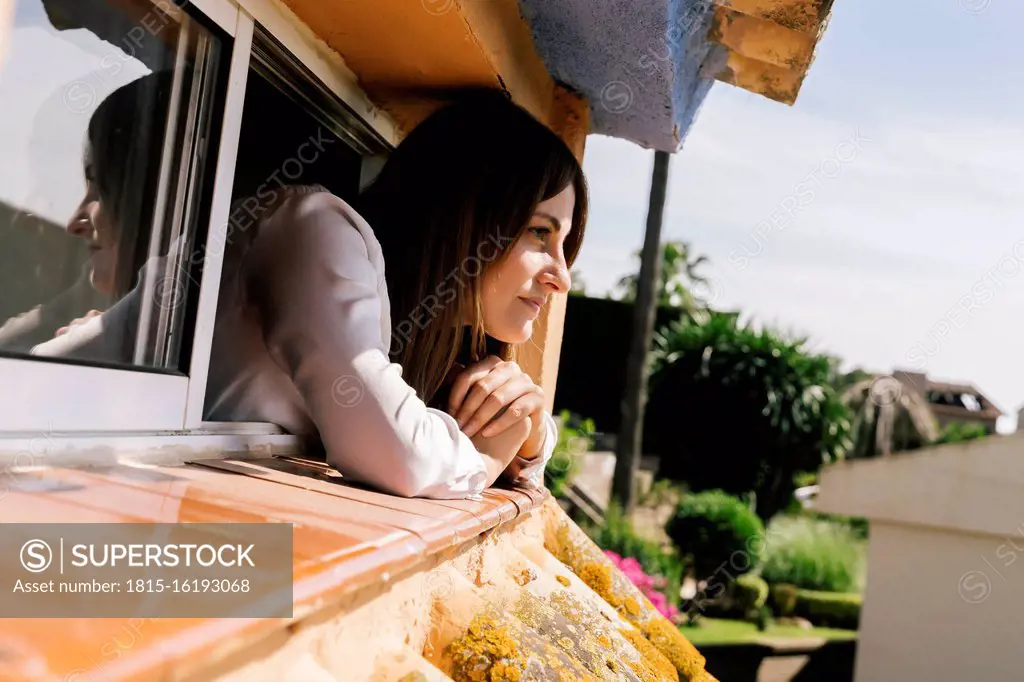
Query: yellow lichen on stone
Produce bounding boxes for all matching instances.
[446,616,525,682]
[508,591,618,680]
[642,618,711,682]
[548,591,585,627]
[556,575,571,588]
[578,562,621,608]
[619,627,680,682]
[397,674,430,682]
[515,568,537,586]
[445,607,605,682]
[542,500,718,681]
[547,591,653,682]
[489,662,522,682]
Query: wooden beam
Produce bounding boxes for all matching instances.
[278,0,558,135]
[709,5,816,71]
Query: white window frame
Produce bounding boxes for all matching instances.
[0,0,397,440]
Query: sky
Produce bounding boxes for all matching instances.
[0,0,152,224]
[573,0,1024,433]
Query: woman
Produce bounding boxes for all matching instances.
[204,90,588,499]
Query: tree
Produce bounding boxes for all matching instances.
[569,269,588,296]
[842,376,939,458]
[834,367,873,394]
[644,313,852,521]
[613,151,670,514]
[616,240,710,312]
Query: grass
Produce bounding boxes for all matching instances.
[761,515,866,593]
[680,617,858,646]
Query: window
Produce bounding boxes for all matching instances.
[199,24,390,425]
[0,0,392,436]
[0,0,231,433]
[243,24,390,200]
[0,0,225,372]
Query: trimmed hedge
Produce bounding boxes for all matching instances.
[733,573,769,613]
[770,583,799,618]
[666,490,765,580]
[793,589,861,630]
[702,573,770,620]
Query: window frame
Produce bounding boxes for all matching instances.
[0,0,398,439]
[0,0,241,433]
[186,6,394,429]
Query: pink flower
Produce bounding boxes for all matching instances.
[630,573,654,592]
[604,550,680,621]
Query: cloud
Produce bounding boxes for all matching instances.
[577,84,1024,431]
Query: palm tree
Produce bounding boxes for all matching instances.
[612,151,670,514]
[616,240,710,312]
[843,375,940,458]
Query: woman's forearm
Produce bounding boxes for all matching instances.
[472,416,532,486]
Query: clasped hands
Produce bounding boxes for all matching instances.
[444,356,546,484]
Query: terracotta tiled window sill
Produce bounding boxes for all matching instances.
[0,456,548,681]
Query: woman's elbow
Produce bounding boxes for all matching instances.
[327,446,470,500]
[380,468,434,499]
[380,471,475,500]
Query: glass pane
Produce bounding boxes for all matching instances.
[0,0,222,372]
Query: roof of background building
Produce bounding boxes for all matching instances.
[893,371,1003,421]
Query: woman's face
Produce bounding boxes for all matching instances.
[66,146,119,295]
[481,185,575,343]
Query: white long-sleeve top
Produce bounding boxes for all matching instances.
[202,186,557,498]
[34,186,555,499]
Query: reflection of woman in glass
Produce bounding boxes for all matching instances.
[71,71,172,300]
[65,142,121,299]
[0,72,170,352]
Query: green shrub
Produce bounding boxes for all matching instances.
[805,510,869,541]
[545,411,594,498]
[793,471,818,489]
[761,515,865,593]
[733,573,769,613]
[700,572,770,620]
[666,490,765,580]
[756,605,772,631]
[770,583,799,617]
[794,589,861,629]
[933,421,989,446]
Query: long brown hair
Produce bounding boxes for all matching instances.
[87,71,174,298]
[357,90,589,407]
